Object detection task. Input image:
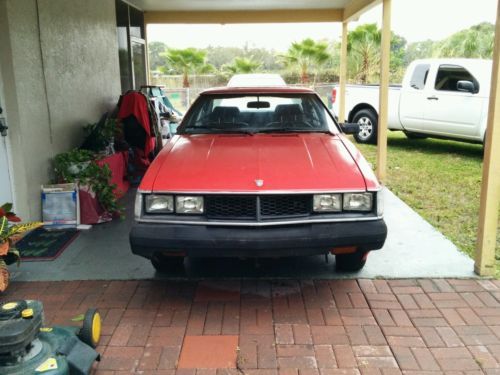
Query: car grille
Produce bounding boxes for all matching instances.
[205,195,257,219]
[205,195,312,220]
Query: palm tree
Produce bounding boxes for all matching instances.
[162,48,213,87]
[222,57,261,74]
[434,23,494,58]
[347,24,381,84]
[281,38,331,84]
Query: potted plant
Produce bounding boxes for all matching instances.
[53,149,123,217]
[0,203,43,292]
[54,149,95,181]
[82,116,120,155]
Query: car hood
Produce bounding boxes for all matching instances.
[141,133,368,192]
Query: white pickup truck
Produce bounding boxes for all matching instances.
[332,58,492,144]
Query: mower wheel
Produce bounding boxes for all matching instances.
[79,308,101,348]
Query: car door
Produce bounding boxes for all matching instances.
[399,63,431,132]
[422,64,484,138]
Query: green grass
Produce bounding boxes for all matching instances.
[352,132,500,272]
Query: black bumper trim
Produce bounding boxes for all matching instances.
[129,219,387,258]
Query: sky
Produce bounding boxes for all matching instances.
[148,0,497,51]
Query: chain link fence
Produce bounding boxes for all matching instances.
[151,75,337,113]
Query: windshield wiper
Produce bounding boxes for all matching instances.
[183,128,254,135]
[256,128,331,134]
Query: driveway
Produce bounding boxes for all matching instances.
[2,278,500,374]
[9,188,474,282]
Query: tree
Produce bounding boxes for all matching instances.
[222,57,261,74]
[345,23,407,84]
[433,22,494,58]
[161,48,214,87]
[205,46,244,69]
[347,24,381,84]
[148,41,168,72]
[281,38,331,84]
[406,39,435,63]
[389,33,408,83]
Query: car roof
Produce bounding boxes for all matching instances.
[227,73,286,87]
[200,86,317,95]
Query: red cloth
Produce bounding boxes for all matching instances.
[79,187,112,225]
[117,92,156,157]
[96,151,130,199]
[80,152,129,225]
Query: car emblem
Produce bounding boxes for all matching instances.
[255,179,264,187]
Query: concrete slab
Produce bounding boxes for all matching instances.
[9,188,475,281]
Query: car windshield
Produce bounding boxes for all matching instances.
[179,94,337,134]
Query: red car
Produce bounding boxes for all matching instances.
[130,86,387,272]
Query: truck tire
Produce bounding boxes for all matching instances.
[352,109,378,144]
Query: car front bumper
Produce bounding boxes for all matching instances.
[129,219,387,258]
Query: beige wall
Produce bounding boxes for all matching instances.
[0,0,121,220]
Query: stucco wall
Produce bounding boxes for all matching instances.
[0,0,121,220]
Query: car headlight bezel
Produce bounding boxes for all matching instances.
[343,192,373,212]
[376,191,383,216]
[313,194,342,212]
[144,194,174,214]
[176,196,204,214]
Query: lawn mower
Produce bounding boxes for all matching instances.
[0,300,101,374]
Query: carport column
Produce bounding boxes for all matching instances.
[338,21,348,122]
[376,0,391,182]
[475,1,500,276]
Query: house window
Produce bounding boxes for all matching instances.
[115,0,147,93]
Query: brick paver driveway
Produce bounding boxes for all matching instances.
[2,278,500,374]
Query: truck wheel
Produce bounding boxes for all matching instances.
[335,251,368,272]
[353,109,378,144]
[79,308,101,348]
[151,253,185,273]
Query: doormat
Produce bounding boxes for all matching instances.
[16,228,79,261]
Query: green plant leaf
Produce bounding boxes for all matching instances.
[71,314,85,322]
[0,217,8,238]
[7,247,21,267]
[7,222,43,237]
[1,203,13,212]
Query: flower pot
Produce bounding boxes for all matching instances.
[0,241,8,257]
[0,267,9,293]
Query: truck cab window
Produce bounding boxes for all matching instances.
[410,64,430,90]
[435,65,479,93]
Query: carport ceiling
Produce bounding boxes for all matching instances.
[129,0,380,23]
[129,0,351,11]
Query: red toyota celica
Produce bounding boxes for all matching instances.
[130,86,387,272]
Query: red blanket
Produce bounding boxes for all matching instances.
[117,92,155,157]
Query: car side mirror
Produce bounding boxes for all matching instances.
[457,80,476,93]
[339,123,360,134]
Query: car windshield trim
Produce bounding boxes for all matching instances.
[179,93,339,135]
[184,127,254,135]
[256,128,332,134]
